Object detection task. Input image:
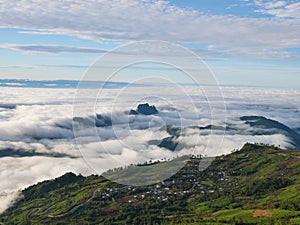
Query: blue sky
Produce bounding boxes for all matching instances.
[169,0,259,17]
[0,0,299,88]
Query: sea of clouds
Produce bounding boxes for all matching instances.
[0,85,299,213]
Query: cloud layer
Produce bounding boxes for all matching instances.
[0,84,299,213]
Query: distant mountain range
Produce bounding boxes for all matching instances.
[74,107,300,151]
[149,116,300,151]
[0,79,131,89]
[1,143,299,224]
[240,116,300,149]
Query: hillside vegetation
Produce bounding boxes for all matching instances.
[1,143,300,225]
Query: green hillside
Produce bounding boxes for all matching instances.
[1,144,300,225]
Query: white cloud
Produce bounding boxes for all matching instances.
[0,191,21,214]
[0,0,299,59]
[255,1,300,19]
[254,0,287,9]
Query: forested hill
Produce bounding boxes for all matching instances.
[1,143,300,225]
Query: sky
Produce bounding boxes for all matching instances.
[1,0,300,213]
[0,0,300,88]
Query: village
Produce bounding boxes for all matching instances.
[95,156,240,204]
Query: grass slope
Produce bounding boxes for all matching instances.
[1,144,300,225]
